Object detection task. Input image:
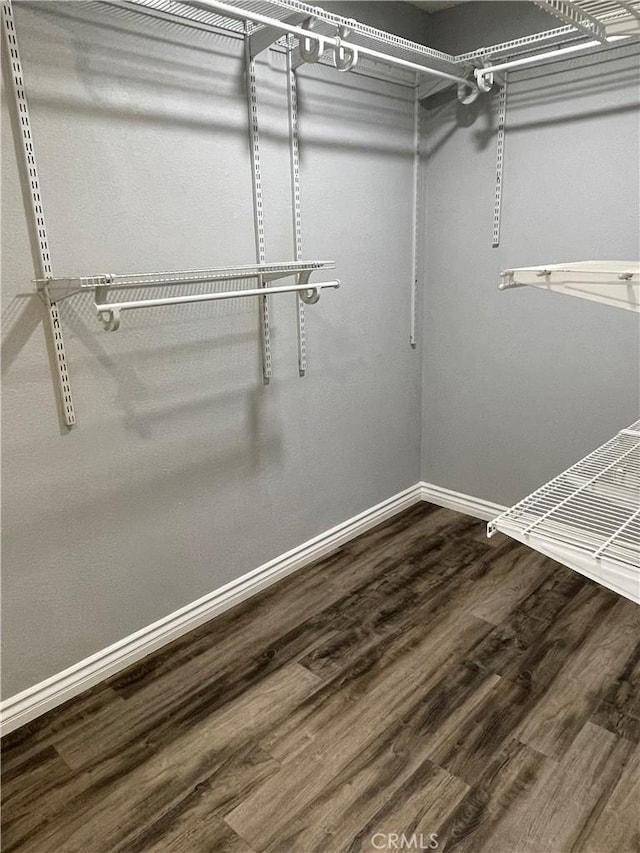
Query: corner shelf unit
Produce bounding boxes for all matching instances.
[488,422,640,604]
[500,261,640,312]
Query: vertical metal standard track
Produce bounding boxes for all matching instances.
[286,41,306,376]
[2,0,76,425]
[410,77,420,348]
[244,24,272,383]
[492,73,508,249]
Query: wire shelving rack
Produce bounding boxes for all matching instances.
[3,0,639,426]
[489,422,640,604]
[499,261,640,313]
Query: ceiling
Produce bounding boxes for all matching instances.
[406,1,466,12]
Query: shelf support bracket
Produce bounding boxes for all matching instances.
[2,0,76,426]
[498,270,527,290]
[249,12,306,58]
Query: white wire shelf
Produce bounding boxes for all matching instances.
[121,0,453,65]
[120,0,639,97]
[499,261,640,313]
[466,0,639,84]
[238,0,456,66]
[37,260,339,331]
[124,0,467,84]
[544,0,640,37]
[37,260,335,299]
[488,422,640,603]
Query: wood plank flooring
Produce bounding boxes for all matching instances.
[2,503,639,853]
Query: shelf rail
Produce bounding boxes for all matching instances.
[127,0,478,99]
[36,260,339,331]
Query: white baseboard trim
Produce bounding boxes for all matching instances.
[1,482,424,736]
[1,481,504,736]
[420,481,507,522]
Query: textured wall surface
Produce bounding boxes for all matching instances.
[420,13,640,504]
[1,2,422,696]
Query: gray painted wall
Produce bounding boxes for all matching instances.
[420,18,640,505]
[1,2,422,697]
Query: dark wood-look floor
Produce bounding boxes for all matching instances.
[2,504,639,853]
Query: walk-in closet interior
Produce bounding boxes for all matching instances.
[1,1,639,850]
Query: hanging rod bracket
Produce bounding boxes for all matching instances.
[299,287,321,304]
[474,59,495,92]
[36,273,116,302]
[334,20,358,71]
[299,17,325,63]
[97,307,121,332]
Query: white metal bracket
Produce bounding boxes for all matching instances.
[249,11,305,58]
[498,271,527,290]
[297,270,322,304]
[2,0,76,426]
[41,286,77,424]
[297,16,359,71]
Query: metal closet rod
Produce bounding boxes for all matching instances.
[184,0,477,94]
[94,279,340,329]
[476,33,630,78]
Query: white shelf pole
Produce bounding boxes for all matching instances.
[97,280,340,312]
[410,77,420,348]
[94,280,340,330]
[475,34,629,80]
